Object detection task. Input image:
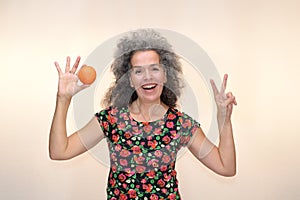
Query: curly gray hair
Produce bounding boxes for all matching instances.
[102,29,183,108]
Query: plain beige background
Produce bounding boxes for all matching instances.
[1,0,300,199]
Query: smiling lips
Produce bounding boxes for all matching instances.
[141,83,157,90]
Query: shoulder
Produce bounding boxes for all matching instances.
[95,106,128,120]
[168,107,193,119]
[168,107,200,126]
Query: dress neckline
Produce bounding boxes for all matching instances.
[127,106,171,124]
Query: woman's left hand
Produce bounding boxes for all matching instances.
[210,74,237,120]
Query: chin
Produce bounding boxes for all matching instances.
[136,87,163,103]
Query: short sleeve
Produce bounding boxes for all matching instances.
[95,107,109,137]
[177,112,200,147]
[94,106,119,137]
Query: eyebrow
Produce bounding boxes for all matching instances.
[131,63,160,68]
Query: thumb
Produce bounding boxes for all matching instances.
[79,84,90,91]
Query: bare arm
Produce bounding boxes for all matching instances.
[49,56,100,160]
[189,74,237,176]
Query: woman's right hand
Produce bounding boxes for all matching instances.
[54,56,89,100]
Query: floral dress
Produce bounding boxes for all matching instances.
[95,106,200,200]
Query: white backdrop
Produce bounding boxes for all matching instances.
[1,0,300,199]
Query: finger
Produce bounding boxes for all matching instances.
[233,97,237,105]
[210,79,219,97]
[65,56,71,73]
[79,84,90,92]
[226,103,233,117]
[71,56,81,73]
[224,92,236,106]
[227,92,237,106]
[220,74,228,94]
[54,61,62,76]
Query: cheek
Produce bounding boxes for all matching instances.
[130,76,140,88]
[157,74,167,84]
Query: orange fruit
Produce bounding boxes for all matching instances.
[78,65,96,84]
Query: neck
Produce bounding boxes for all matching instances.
[134,99,166,122]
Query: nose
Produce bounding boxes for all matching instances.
[144,68,152,80]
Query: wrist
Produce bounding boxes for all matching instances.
[56,93,72,104]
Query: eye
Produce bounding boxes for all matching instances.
[150,64,161,72]
[132,67,143,74]
[134,69,142,74]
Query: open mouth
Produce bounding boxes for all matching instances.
[142,83,157,90]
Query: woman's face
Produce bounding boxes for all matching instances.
[130,50,166,104]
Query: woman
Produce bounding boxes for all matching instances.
[49,29,237,199]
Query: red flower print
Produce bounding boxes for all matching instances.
[120,193,127,200]
[132,126,141,134]
[170,130,179,139]
[111,165,117,172]
[101,121,109,131]
[117,122,126,129]
[110,107,118,115]
[148,140,157,149]
[150,193,159,200]
[133,156,145,164]
[171,170,177,177]
[160,165,167,172]
[128,189,137,198]
[161,188,167,194]
[148,159,159,168]
[166,121,174,128]
[135,165,146,173]
[131,120,137,126]
[115,144,122,151]
[126,140,132,145]
[109,178,116,187]
[162,136,171,144]
[120,149,130,157]
[124,131,132,139]
[114,188,120,196]
[118,173,126,182]
[112,134,119,143]
[162,155,171,163]
[176,110,183,116]
[120,112,129,120]
[154,150,163,158]
[120,159,128,166]
[167,113,176,120]
[107,115,117,124]
[157,179,165,188]
[180,136,190,145]
[124,168,134,176]
[168,193,176,200]
[146,171,156,178]
[178,117,183,123]
[111,153,117,161]
[131,146,141,154]
[182,119,192,128]
[143,183,153,192]
[153,128,162,135]
[170,162,175,168]
[163,173,172,181]
[143,125,152,133]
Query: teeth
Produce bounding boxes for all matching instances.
[142,84,156,89]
